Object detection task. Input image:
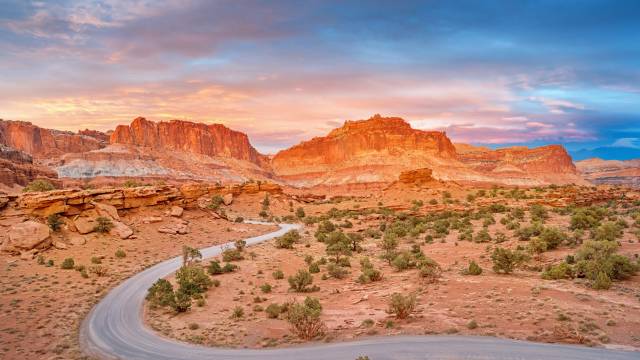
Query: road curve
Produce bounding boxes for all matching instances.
[80,221,637,360]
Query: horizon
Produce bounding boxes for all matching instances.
[1,0,639,158]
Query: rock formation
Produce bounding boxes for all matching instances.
[272,115,461,186]
[110,117,269,167]
[576,158,640,187]
[0,119,106,158]
[398,168,436,185]
[0,144,59,187]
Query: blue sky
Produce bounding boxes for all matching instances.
[0,0,639,157]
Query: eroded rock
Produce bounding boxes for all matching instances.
[2,221,51,253]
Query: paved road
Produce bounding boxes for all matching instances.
[80,221,637,360]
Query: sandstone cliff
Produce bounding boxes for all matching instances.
[110,117,269,167]
[576,158,640,187]
[0,145,59,188]
[0,120,106,158]
[271,115,462,186]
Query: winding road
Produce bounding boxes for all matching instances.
[80,221,637,360]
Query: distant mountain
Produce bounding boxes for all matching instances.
[570,147,640,161]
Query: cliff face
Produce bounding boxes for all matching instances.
[271,115,459,185]
[0,145,59,187]
[576,158,640,187]
[110,117,269,167]
[0,120,106,158]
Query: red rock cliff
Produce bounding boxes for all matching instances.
[0,120,105,158]
[110,117,268,167]
[272,115,457,180]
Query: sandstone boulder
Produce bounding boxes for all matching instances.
[69,236,86,246]
[109,221,133,239]
[170,206,184,217]
[223,193,233,205]
[93,202,120,220]
[2,221,50,253]
[143,216,163,224]
[74,217,97,234]
[53,241,68,250]
[158,220,188,235]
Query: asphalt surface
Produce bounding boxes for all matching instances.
[80,221,638,360]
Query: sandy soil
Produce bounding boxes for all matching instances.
[0,200,277,360]
[146,187,640,351]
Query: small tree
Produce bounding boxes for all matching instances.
[325,231,352,263]
[47,214,64,232]
[379,231,399,264]
[387,292,417,319]
[491,247,529,274]
[182,246,202,266]
[285,297,325,339]
[288,269,316,292]
[175,265,212,297]
[147,279,176,308]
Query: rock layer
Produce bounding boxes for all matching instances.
[576,158,640,187]
[0,145,59,187]
[110,117,269,167]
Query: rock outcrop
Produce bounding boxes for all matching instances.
[398,168,436,185]
[110,117,269,167]
[0,144,59,187]
[272,115,460,186]
[455,143,585,185]
[2,221,51,253]
[576,158,640,187]
[0,119,106,158]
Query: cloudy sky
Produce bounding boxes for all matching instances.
[1,0,639,155]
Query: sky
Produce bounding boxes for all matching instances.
[0,0,639,157]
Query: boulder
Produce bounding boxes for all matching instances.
[142,216,163,224]
[74,217,97,234]
[109,221,133,239]
[223,193,233,205]
[158,220,188,235]
[170,206,184,217]
[69,236,86,246]
[20,249,38,260]
[2,221,51,253]
[53,241,68,250]
[93,202,120,220]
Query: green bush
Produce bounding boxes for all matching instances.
[94,216,114,233]
[115,249,126,258]
[265,303,282,318]
[391,251,415,271]
[23,179,55,192]
[288,269,317,292]
[173,289,192,312]
[208,195,224,210]
[308,262,320,273]
[147,278,176,308]
[275,230,301,249]
[272,269,284,279]
[260,283,272,293]
[327,263,349,279]
[175,265,213,297]
[222,248,244,262]
[357,257,383,283]
[61,258,75,270]
[230,306,244,319]
[475,229,491,243]
[296,207,306,218]
[387,292,417,319]
[591,222,623,242]
[47,214,64,232]
[285,297,325,339]
[463,260,482,275]
[541,262,574,280]
[491,247,529,274]
[417,257,441,281]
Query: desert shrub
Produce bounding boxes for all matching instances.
[260,283,272,293]
[417,257,441,281]
[475,229,491,243]
[392,251,415,271]
[308,262,320,273]
[387,292,417,319]
[357,257,382,283]
[570,206,605,230]
[89,265,108,277]
[285,297,325,339]
[516,222,544,241]
[539,227,567,250]
[379,231,399,264]
[574,240,637,288]
[115,249,126,258]
[90,256,102,264]
[491,247,529,274]
[23,179,55,192]
[207,260,223,275]
[94,216,114,233]
[462,260,482,275]
[315,220,336,242]
[123,180,142,188]
[592,271,612,290]
[458,229,473,242]
[234,216,244,223]
[275,230,301,249]
[175,265,212,297]
[529,204,548,222]
[266,303,282,318]
[173,289,192,312]
[288,269,317,292]
[327,263,349,279]
[234,239,246,252]
[230,306,244,319]
[542,262,574,280]
[147,279,176,308]
[273,269,284,279]
[61,258,75,270]
[296,207,306,218]
[222,248,244,262]
[208,195,224,210]
[528,236,548,253]
[591,221,623,242]
[325,230,352,262]
[47,214,64,232]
